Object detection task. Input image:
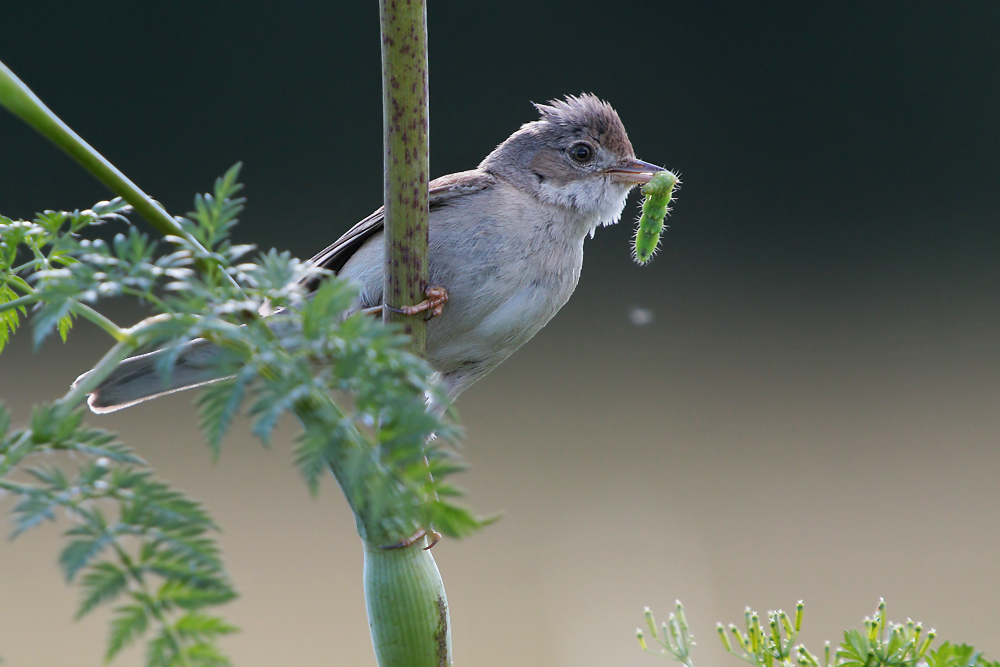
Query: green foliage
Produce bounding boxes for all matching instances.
[927,643,1000,667]
[1,166,485,664]
[639,600,999,667]
[717,602,803,667]
[0,409,235,666]
[638,602,695,667]
[0,277,27,353]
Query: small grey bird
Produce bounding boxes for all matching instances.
[84,94,664,412]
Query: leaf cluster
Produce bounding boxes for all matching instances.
[1,165,486,663]
[0,403,236,666]
[1,199,132,351]
[640,600,999,667]
[816,601,999,667]
[638,602,696,667]
[716,602,803,667]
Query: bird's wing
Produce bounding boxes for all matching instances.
[302,170,495,290]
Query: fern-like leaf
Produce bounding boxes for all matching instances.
[181,642,233,667]
[106,601,151,662]
[59,529,116,582]
[76,562,129,619]
[173,613,238,640]
[196,368,254,458]
[0,282,26,354]
[157,580,237,611]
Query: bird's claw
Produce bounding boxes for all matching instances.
[380,527,442,551]
[387,285,449,320]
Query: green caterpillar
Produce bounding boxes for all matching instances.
[632,170,679,264]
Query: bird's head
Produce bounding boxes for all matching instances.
[479,93,664,231]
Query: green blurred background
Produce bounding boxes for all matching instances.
[2,1,999,665]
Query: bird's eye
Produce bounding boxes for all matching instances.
[570,143,594,163]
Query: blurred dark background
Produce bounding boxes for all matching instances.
[2,2,999,665]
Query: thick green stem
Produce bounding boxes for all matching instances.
[368,2,450,666]
[364,540,451,667]
[380,0,431,355]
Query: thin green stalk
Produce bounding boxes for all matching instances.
[0,61,187,242]
[0,321,134,474]
[121,287,172,316]
[0,293,36,315]
[0,59,241,291]
[55,339,137,416]
[0,323,135,477]
[0,280,129,342]
[69,302,130,342]
[11,258,42,274]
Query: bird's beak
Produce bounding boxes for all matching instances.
[606,159,665,184]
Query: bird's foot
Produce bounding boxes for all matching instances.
[386,285,449,321]
[380,527,442,551]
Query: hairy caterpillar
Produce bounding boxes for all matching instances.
[632,170,679,264]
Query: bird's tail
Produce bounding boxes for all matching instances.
[76,339,234,413]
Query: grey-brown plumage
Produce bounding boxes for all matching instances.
[82,94,664,412]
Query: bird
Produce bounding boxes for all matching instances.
[82,94,665,413]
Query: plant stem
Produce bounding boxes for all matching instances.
[367,2,451,666]
[0,333,136,481]
[364,540,451,667]
[0,293,35,315]
[379,0,431,356]
[69,302,130,342]
[0,61,188,242]
[0,279,128,342]
[0,59,241,290]
[55,339,138,416]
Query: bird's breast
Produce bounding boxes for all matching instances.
[424,192,585,378]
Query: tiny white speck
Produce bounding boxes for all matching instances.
[628,306,655,326]
[95,457,110,468]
